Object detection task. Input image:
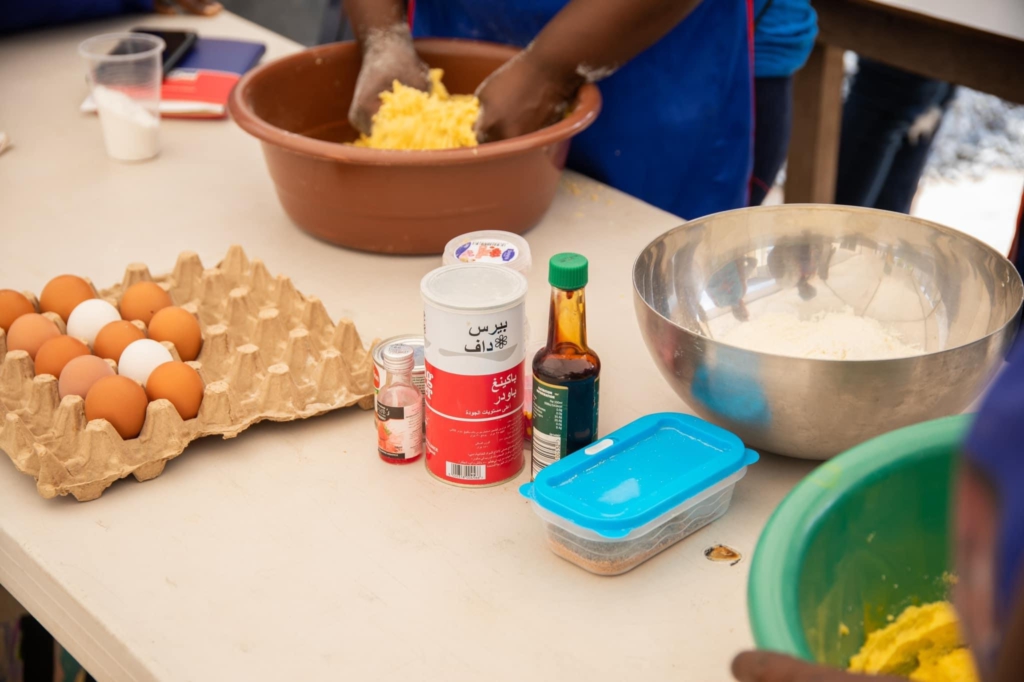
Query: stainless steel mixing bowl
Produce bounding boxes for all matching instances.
[633,205,1023,459]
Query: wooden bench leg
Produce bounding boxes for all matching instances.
[785,43,845,204]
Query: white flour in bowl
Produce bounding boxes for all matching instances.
[93,85,159,161]
[718,308,922,360]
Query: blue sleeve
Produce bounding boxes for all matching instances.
[0,0,155,35]
[753,0,818,78]
[965,339,1024,623]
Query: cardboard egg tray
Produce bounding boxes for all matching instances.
[0,246,376,502]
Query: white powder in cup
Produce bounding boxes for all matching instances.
[92,85,160,161]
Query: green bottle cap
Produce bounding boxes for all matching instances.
[549,253,589,290]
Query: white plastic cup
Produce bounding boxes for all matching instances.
[79,33,164,162]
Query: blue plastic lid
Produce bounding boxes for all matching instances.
[520,413,759,539]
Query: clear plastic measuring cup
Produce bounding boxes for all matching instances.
[79,33,165,162]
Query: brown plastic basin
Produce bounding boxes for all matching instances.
[229,39,601,255]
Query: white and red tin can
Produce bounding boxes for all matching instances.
[373,335,425,414]
[424,407,524,484]
[421,264,529,487]
[442,231,536,442]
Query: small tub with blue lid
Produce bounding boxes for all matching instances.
[520,413,759,575]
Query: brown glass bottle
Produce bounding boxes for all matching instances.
[531,253,601,479]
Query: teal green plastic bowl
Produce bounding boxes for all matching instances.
[748,415,971,666]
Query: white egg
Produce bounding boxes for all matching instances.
[67,299,121,346]
[118,339,173,386]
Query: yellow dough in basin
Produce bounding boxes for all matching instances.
[848,602,978,682]
[354,69,479,150]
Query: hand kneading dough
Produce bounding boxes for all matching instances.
[354,69,479,150]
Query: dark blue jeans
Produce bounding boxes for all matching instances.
[835,58,956,213]
[749,76,793,206]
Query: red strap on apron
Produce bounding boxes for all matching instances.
[1010,189,1023,263]
[407,0,416,30]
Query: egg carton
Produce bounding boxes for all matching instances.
[0,246,376,502]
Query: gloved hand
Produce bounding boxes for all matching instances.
[731,652,899,682]
[474,50,583,143]
[348,25,431,136]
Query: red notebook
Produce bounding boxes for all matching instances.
[81,37,266,119]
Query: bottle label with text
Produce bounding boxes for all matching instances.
[377,401,423,461]
[531,376,599,478]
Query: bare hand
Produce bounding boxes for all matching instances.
[731,651,899,682]
[348,27,430,136]
[154,0,223,16]
[474,50,583,143]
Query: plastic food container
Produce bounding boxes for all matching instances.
[520,413,758,575]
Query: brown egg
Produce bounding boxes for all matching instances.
[6,313,61,359]
[39,275,95,323]
[0,290,35,332]
[34,336,90,378]
[148,306,203,361]
[93,320,147,362]
[119,282,172,325]
[58,354,115,399]
[85,375,148,439]
[146,361,204,420]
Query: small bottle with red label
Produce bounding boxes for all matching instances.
[376,344,423,465]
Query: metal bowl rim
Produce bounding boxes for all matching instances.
[632,204,1024,364]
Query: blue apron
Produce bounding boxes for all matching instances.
[0,0,153,34]
[412,0,753,219]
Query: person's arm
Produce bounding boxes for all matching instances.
[154,0,222,15]
[345,0,405,43]
[731,651,899,682]
[343,0,430,134]
[475,0,704,141]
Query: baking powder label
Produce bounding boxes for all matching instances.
[424,360,524,419]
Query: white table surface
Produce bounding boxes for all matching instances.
[0,11,818,682]
[869,0,1024,42]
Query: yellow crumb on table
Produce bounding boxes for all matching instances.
[353,69,479,151]
[848,602,978,682]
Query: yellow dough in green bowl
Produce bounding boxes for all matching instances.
[848,602,978,682]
